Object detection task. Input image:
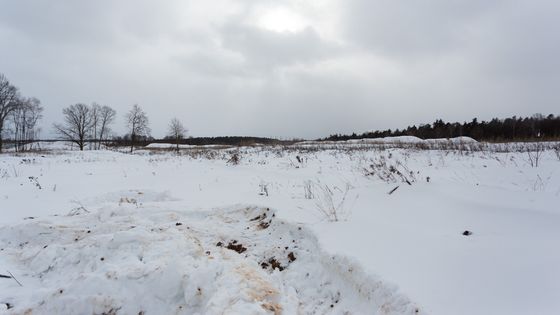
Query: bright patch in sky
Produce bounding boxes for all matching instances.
[257,7,308,32]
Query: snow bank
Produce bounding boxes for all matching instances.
[298,136,476,146]
[449,136,477,143]
[425,137,477,144]
[351,136,425,144]
[145,143,229,149]
[0,205,421,314]
[145,143,194,149]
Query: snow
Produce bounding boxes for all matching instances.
[425,136,477,143]
[344,136,421,144]
[144,143,228,149]
[0,206,419,314]
[1,143,559,314]
[300,136,475,146]
[448,136,477,143]
[366,136,425,143]
[145,143,191,149]
[3,141,77,152]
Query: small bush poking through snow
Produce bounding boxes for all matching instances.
[227,152,241,165]
[313,182,354,222]
[363,155,416,185]
[303,180,314,199]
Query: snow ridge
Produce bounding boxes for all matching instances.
[0,204,422,314]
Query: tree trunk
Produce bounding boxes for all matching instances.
[21,123,26,152]
[130,133,135,153]
[0,121,4,153]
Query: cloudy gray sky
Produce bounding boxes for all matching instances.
[1,0,558,139]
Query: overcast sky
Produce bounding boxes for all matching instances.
[1,0,559,139]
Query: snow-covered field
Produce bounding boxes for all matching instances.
[1,142,559,314]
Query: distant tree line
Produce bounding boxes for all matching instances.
[54,102,157,152]
[6,72,559,152]
[55,101,191,152]
[0,73,44,152]
[53,101,283,150]
[325,114,560,142]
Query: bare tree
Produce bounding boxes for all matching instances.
[88,103,116,149]
[526,142,544,167]
[89,103,100,150]
[126,104,150,153]
[0,74,20,152]
[97,105,116,149]
[24,98,43,150]
[9,97,24,152]
[54,103,93,151]
[167,118,187,151]
[11,97,43,152]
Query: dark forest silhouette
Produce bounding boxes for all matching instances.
[325,114,560,142]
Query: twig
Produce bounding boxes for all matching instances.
[7,271,22,287]
[388,186,400,195]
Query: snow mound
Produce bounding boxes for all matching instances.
[425,137,477,143]
[145,143,195,149]
[347,136,477,144]
[0,205,422,314]
[298,136,476,146]
[365,136,424,144]
[449,136,477,143]
[145,143,229,149]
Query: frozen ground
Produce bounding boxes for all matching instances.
[1,142,559,314]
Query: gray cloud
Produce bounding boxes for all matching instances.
[342,0,500,56]
[220,24,339,70]
[0,0,558,139]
